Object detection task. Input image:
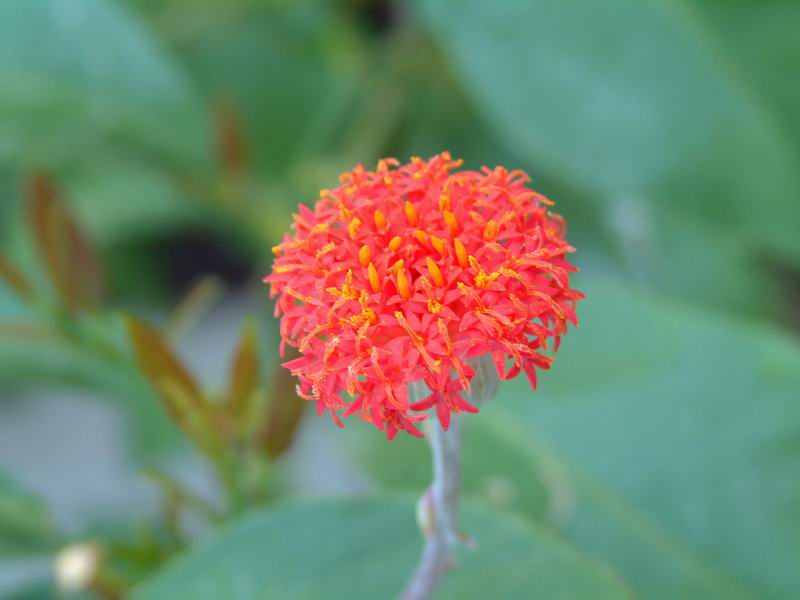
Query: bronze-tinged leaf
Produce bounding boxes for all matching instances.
[214,96,248,176]
[227,319,260,419]
[126,315,206,439]
[256,348,307,460]
[25,172,105,312]
[0,255,31,299]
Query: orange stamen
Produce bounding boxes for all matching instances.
[443,210,459,235]
[358,244,370,267]
[373,210,386,231]
[430,235,446,258]
[348,217,361,240]
[483,219,498,241]
[396,269,411,299]
[368,263,380,292]
[404,201,418,226]
[388,236,402,252]
[453,238,468,268]
[426,257,445,287]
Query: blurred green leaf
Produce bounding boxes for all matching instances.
[356,280,800,598]
[64,153,203,246]
[695,0,800,156]
[417,0,800,266]
[608,202,783,317]
[502,281,800,598]
[132,496,629,599]
[0,0,209,169]
[179,3,364,176]
[0,468,58,556]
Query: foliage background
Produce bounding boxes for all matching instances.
[1,0,799,598]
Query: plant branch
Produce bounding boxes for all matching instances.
[400,414,463,600]
[400,357,498,600]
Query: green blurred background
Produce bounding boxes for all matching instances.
[1,0,799,598]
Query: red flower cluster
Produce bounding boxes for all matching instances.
[266,153,582,439]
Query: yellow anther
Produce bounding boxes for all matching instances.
[420,278,442,314]
[310,223,330,236]
[413,229,428,244]
[426,257,445,287]
[315,241,336,259]
[348,217,362,240]
[468,255,500,289]
[271,245,282,255]
[368,263,380,293]
[475,271,500,289]
[373,210,386,231]
[388,236,402,252]
[468,255,495,289]
[383,176,393,186]
[396,269,411,299]
[483,219,499,241]
[453,238,469,268]
[468,211,485,226]
[389,259,405,273]
[274,264,302,274]
[439,194,451,212]
[443,210,459,235]
[358,244,371,267]
[430,235,446,258]
[404,201,418,226]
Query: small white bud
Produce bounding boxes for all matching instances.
[54,542,101,594]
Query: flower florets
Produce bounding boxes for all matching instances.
[265,153,582,439]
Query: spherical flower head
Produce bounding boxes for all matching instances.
[265,153,583,439]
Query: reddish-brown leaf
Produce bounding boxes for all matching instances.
[0,255,31,299]
[227,319,260,419]
[214,96,248,176]
[126,315,207,441]
[25,173,105,312]
[256,348,307,459]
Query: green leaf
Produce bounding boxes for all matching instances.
[501,281,800,598]
[133,496,629,599]
[178,3,363,175]
[417,0,800,263]
[355,280,800,598]
[0,468,58,555]
[694,0,800,157]
[63,153,203,246]
[0,0,209,168]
